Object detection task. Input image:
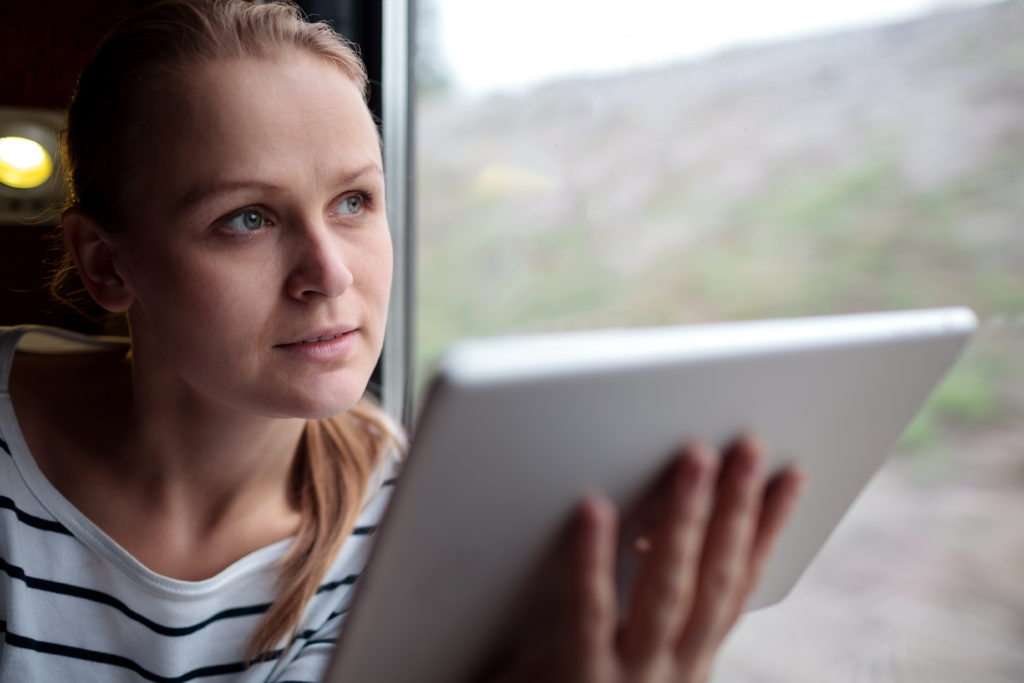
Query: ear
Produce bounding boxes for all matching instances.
[61,208,136,313]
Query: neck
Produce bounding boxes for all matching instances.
[131,401,303,507]
[100,333,311,579]
[121,357,307,533]
[105,362,308,579]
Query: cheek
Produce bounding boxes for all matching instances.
[362,229,394,312]
[127,248,278,347]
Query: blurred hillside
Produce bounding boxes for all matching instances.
[416,0,1024,445]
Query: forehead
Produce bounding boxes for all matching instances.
[140,52,381,196]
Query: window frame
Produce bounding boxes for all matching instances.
[380,0,415,427]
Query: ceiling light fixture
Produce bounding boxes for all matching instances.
[0,106,64,224]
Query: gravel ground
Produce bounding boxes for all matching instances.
[712,427,1024,682]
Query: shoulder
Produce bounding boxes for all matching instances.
[3,326,130,479]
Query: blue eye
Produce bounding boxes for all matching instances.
[335,194,363,216]
[224,209,266,232]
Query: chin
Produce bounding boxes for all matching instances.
[303,403,362,420]
[278,384,368,420]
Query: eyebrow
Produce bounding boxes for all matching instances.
[172,162,384,215]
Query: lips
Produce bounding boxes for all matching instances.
[275,326,359,362]
[277,325,358,347]
[298,332,347,344]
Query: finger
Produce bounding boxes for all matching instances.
[562,495,619,679]
[675,436,766,661]
[620,445,716,666]
[741,465,804,604]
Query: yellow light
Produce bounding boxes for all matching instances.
[0,136,54,189]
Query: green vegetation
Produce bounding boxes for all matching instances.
[899,348,1008,452]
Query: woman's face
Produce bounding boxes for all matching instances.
[112,52,392,418]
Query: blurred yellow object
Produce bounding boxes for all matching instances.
[475,163,556,199]
[0,136,54,189]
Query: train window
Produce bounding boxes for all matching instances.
[413,0,1023,679]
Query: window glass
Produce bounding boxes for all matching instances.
[414,1,1023,678]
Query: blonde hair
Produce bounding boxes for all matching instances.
[56,0,400,661]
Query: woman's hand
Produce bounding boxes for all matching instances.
[497,437,803,683]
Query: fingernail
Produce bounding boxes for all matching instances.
[680,446,707,490]
[789,468,807,495]
[738,437,763,478]
[581,494,613,534]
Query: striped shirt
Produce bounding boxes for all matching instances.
[0,326,398,682]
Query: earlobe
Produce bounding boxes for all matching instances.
[61,208,136,313]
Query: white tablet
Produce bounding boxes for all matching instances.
[325,307,976,683]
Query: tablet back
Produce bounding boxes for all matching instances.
[325,307,976,683]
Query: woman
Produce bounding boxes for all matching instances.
[0,1,802,680]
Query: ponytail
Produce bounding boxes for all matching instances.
[247,397,403,660]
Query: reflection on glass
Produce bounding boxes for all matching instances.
[415,1,1024,680]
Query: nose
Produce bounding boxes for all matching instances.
[284,220,355,301]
